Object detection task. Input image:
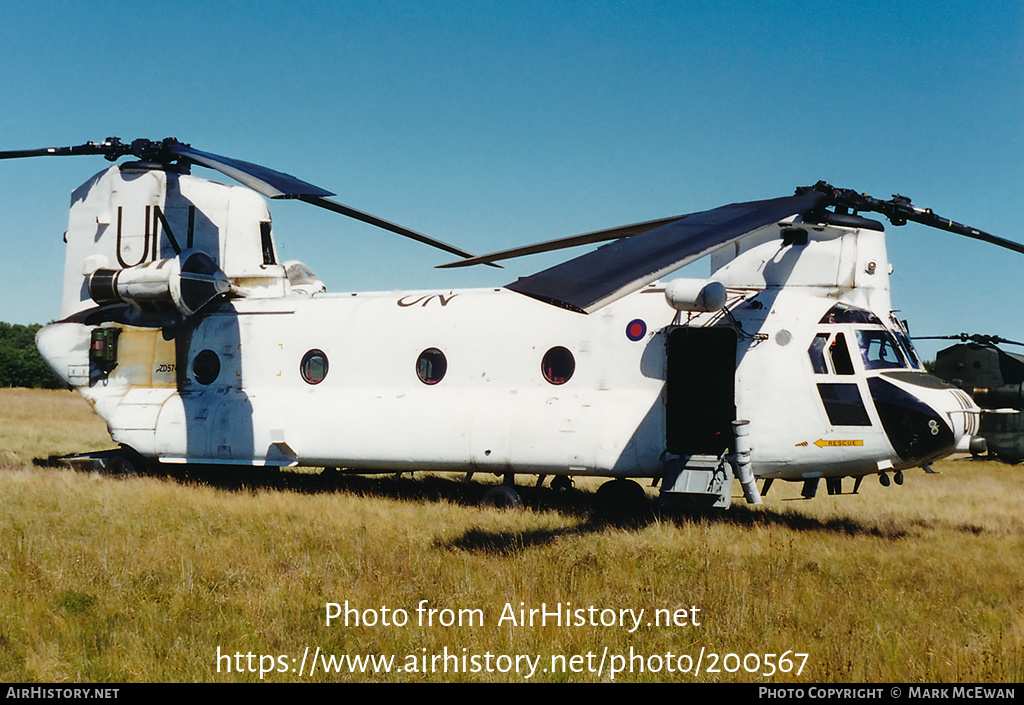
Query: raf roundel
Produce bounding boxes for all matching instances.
[626,319,647,342]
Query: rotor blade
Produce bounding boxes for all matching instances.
[436,214,688,269]
[299,195,488,262]
[916,334,1024,347]
[172,144,486,260]
[506,190,829,313]
[923,219,1024,255]
[874,199,1024,255]
[986,336,1024,347]
[809,181,1024,256]
[1,137,479,259]
[169,143,335,199]
[1,139,336,199]
[0,140,123,161]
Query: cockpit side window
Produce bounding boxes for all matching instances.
[808,330,874,426]
[829,333,855,375]
[817,383,872,426]
[260,222,277,266]
[808,333,829,374]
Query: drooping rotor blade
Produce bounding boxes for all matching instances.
[299,195,485,262]
[172,144,484,259]
[169,143,334,199]
[507,190,829,313]
[436,214,687,269]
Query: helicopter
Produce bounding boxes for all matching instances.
[921,333,1024,463]
[3,137,1019,509]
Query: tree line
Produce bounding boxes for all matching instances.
[0,323,64,388]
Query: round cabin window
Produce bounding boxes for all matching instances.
[300,349,329,385]
[542,346,575,385]
[416,348,447,385]
[192,349,220,385]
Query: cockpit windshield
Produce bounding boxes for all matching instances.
[855,329,908,370]
[893,329,923,370]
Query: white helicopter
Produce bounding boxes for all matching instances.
[4,137,1017,509]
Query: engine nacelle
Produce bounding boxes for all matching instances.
[88,250,230,317]
[664,278,727,312]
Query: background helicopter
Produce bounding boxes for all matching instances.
[918,333,1024,463]
[2,137,1021,509]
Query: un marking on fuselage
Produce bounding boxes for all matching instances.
[115,205,197,267]
[396,293,459,308]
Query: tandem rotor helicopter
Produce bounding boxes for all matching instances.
[4,137,1021,509]
[921,333,1024,464]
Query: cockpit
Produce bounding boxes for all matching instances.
[808,303,923,375]
[802,302,975,465]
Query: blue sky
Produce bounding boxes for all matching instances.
[1,1,1020,360]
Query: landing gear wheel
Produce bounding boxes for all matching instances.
[550,475,575,491]
[595,479,648,516]
[105,454,137,477]
[482,485,523,510]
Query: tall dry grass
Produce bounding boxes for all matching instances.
[0,388,115,465]
[0,388,1021,682]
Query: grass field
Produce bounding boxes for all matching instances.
[0,388,1021,683]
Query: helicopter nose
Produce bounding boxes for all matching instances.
[867,374,978,464]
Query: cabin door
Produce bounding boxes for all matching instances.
[666,327,737,455]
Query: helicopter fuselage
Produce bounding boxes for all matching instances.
[32,166,981,504]
[37,265,976,484]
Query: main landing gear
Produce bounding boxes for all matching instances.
[595,478,649,516]
[477,473,578,509]
[481,484,524,509]
[477,473,651,514]
[481,472,524,509]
